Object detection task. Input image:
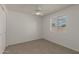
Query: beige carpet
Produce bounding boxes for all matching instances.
[4,39,79,54]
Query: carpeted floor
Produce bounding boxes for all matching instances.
[4,39,79,54]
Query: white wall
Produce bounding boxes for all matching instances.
[42,5,79,52]
[7,11,42,46]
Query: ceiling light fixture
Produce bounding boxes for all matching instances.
[33,10,43,16]
[32,5,43,16]
[36,12,41,15]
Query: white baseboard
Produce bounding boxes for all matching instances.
[6,38,41,46]
[44,38,79,52]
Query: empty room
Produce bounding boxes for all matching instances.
[0,4,79,54]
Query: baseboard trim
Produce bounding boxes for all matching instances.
[7,38,42,47]
[6,38,79,53]
[44,38,79,52]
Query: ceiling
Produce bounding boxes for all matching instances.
[5,4,74,16]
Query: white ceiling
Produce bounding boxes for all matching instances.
[5,4,73,16]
